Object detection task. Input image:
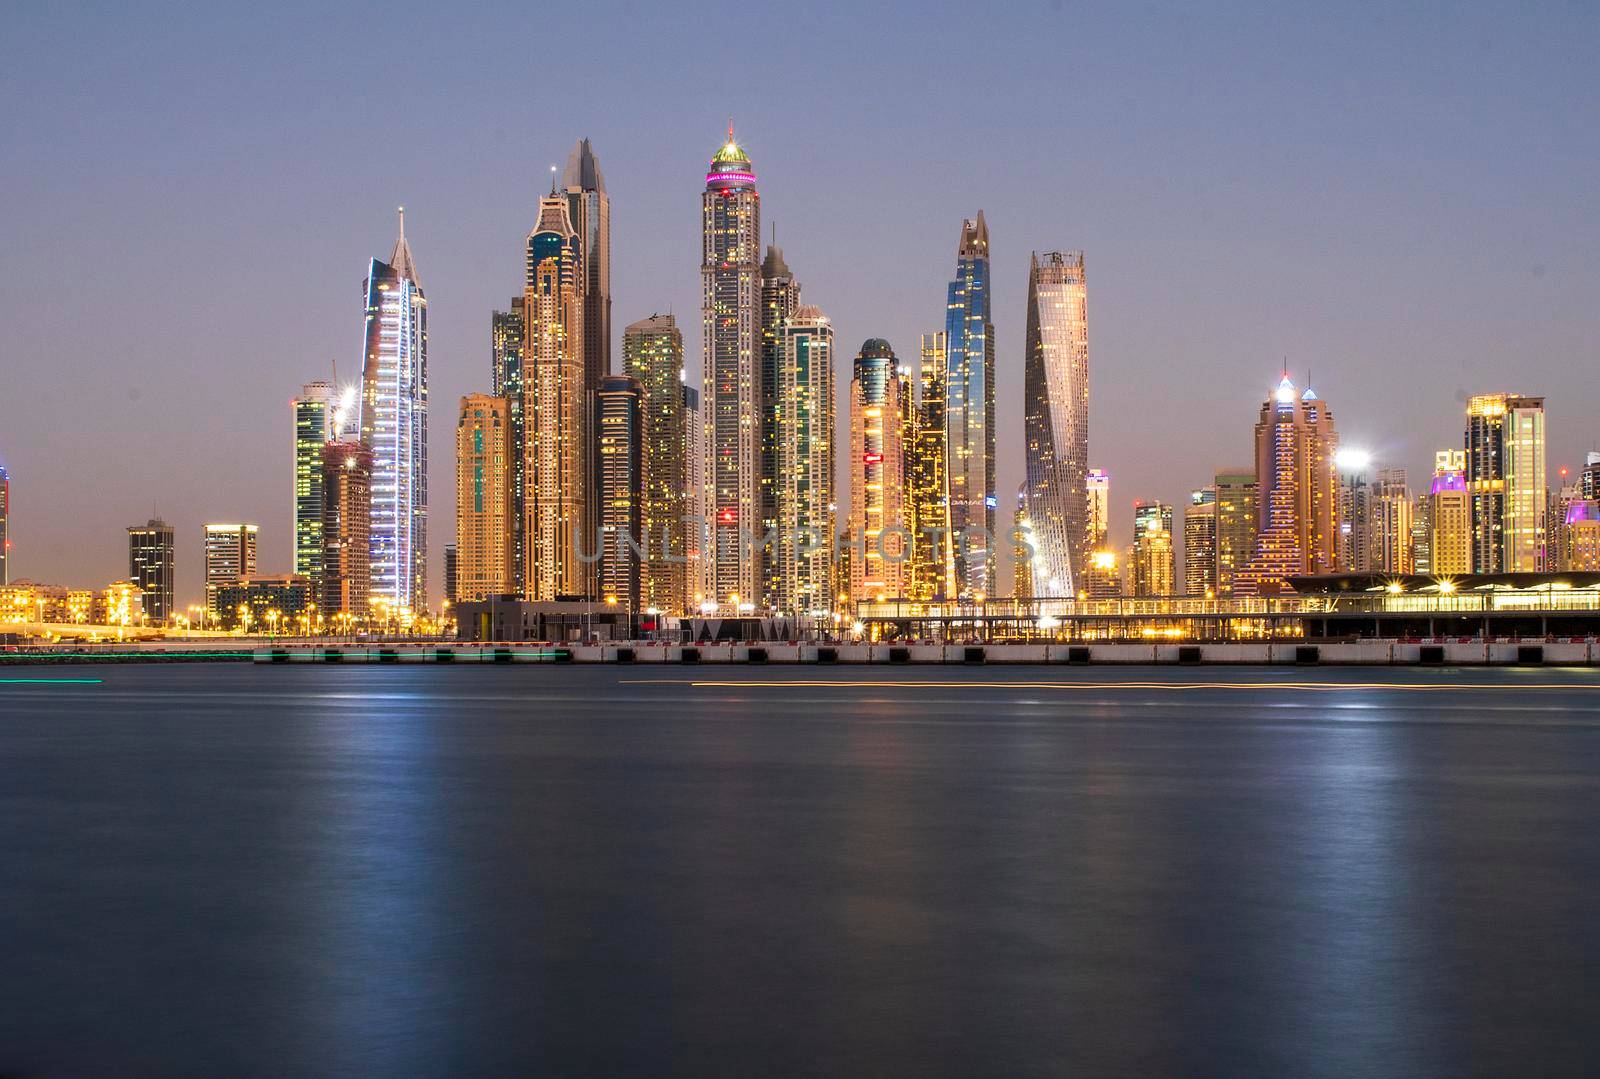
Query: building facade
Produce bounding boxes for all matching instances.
[1234,377,1341,596]
[1373,467,1413,573]
[1184,489,1218,597]
[772,307,835,614]
[1466,393,1546,572]
[204,523,258,616]
[127,518,175,622]
[360,209,428,614]
[907,331,954,602]
[490,306,525,593]
[701,128,762,607]
[0,464,8,585]
[1086,468,1110,552]
[455,395,514,603]
[522,190,589,600]
[1132,500,1175,597]
[293,380,335,589]
[596,375,644,611]
[1213,468,1257,598]
[1429,450,1471,576]
[1022,251,1089,597]
[945,213,996,598]
[321,442,371,618]
[848,339,909,604]
[758,244,801,608]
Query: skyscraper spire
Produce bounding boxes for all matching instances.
[389,205,420,286]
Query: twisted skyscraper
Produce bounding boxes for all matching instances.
[1023,251,1089,597]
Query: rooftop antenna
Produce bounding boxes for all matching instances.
[728,116,735,142]
[549,165,557,195]
[397,205,405,241]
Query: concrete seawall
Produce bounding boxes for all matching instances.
[248,640,1600,666]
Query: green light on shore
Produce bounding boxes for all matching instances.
[0,677,104,684]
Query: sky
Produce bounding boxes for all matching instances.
[2,1,1597,603]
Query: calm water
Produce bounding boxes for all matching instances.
[1,664,1597,1077]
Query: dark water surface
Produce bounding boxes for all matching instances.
[1,664,1597,1077]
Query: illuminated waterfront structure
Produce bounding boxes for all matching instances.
[1132,500,1175,597]
[758,243,801,607]
[455,395,514,602]
[1213,468,1257,598]
[1374,467,1414,573]
[624,314,691,615]
[522,187,589,601]
[490,306,525,592]
[907,331,954,602]
[204,523,258,616]
[1466,393,1546,572]
[596,375,644,612]
[320,442,371,618]
[1234,377,1341,596]
[1184,489,1218,596]
[772,307,835,614]
[359,208,428,614]
[945,213,995,598]
[1,464,11,584]
[1428,450,1471,575]
[126,518,175,622]
[701,127,762,606]
[1086,468,1110,551]
[1023,251,1088,597]
[848,339,909,604]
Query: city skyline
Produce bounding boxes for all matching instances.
[2,4,1597,602]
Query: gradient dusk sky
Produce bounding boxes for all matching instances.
[2,2,1596,602]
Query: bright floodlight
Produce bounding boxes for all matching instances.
[1335,448,1372,472]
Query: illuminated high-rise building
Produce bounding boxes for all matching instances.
[1429,450,1471,576]
[1023,250,1088,597]
[490,306,525,592]
[1132,500,1175,597]
[0,464,9,585]
[522,187,589,600]
[1579,450,1600,501]
[359,208,428,614]
[1184,489,1218,597]
[596,375,644,612]
[204,523,258,616]
[758,243,801,607]
[624,314,691,615]
[1083,549,1121,599]
[1560,501,1600,571]
[945,213,995,598]
[772,307,835,614]
[1338,458,1374,573]
[1465,394,1546,572]
[1373,467,1413,573]
[564,139,612,575]
[907,331,954,602]
[293,379,356,601]
[701,126,762,606]
[1086,468,1110,551]
[1234,376,1341,596]
[1213,468,1257,598]
[321,442,371,618]
[443,544,457,606]
[1012,484,1034,599]
[848,339,909,604]
[455,395,514,602]
[127,518,175,622]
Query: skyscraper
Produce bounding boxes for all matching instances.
[701,126,762,606]
[522,187,589,600]
[204,523,258,617]
[945,213,996,598]
[758,243,801,608]
[1012,484,1034,599]
[772,306,835,614]
[1466,394,1546,572]
[0,464,9,585]
[455,395,514,602]
[360,208,428,614]
[490,306,525,593]
[1234,376,1341,596]
[1373,467,1413,573]
[848,339,909,604]
[127,518,175,622]
[1213,468,1257,597]
[293,381,341,597]
[1023,250,1089,597]
[1429,450,1471,576]
[596,375,644,611]
[564,139,612,583]
[907,331,954,602]
[1132,500,1175,597]
[1086,468,1110,551]
[624,314,691,615]
[1184,489,1218,597]
[321,443,371,618]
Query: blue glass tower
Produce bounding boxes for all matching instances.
[944,212,995,598]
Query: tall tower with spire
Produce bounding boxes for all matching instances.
[360,207,428,613]
[758,239,799,608]
[945,212,995,598]
[521,185,589,600]
[701,124,762,607]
